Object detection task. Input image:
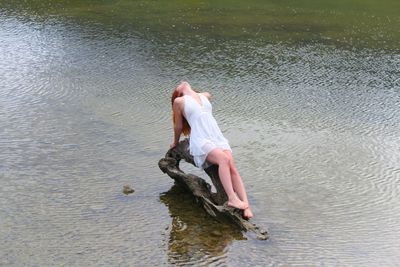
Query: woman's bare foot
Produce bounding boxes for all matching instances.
[243,207,253,219]
[227,197,248,210]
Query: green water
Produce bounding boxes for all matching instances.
[1,1,399,266]
[3,0,400,49]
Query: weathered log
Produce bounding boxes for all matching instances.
[158,139,268,240]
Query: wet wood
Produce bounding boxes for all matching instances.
[158,139,268,240]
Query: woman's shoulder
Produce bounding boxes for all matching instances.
[199,92,212,100]
[173,96,185,106]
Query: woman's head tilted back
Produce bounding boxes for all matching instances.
[171,81,191,104]
[171,81,191,136]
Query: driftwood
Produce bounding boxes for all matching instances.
[158,139,268,240]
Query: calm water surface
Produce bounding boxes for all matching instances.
[1,1,400,266]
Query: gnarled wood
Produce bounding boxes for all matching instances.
[158,139,268,240]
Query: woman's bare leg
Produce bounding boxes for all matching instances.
[222,151,248,202]
[223,150,253,219]
[206,149,247,210]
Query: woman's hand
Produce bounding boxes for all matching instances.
[170,141,178,149]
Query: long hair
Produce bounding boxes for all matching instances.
[171,89,191,136]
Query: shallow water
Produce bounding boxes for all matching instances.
[1,1,400,266]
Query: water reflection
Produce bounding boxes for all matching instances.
[160,185,245,265]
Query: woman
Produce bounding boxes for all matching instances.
[170,81,253,219]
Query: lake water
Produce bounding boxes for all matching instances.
[1,1,399,266]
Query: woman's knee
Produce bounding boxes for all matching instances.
[223,151,240,175]
[219,153,230,166]
[208,149,230,166]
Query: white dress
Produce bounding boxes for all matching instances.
[183,94,232,169]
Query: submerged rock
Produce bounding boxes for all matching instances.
[123,185,135,195]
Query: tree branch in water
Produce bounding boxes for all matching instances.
[158,139,268,240]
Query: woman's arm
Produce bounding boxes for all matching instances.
[171,98,184,148]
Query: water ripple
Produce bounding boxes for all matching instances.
[1,8,400,266]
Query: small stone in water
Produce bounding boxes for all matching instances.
[123,185,135,195]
